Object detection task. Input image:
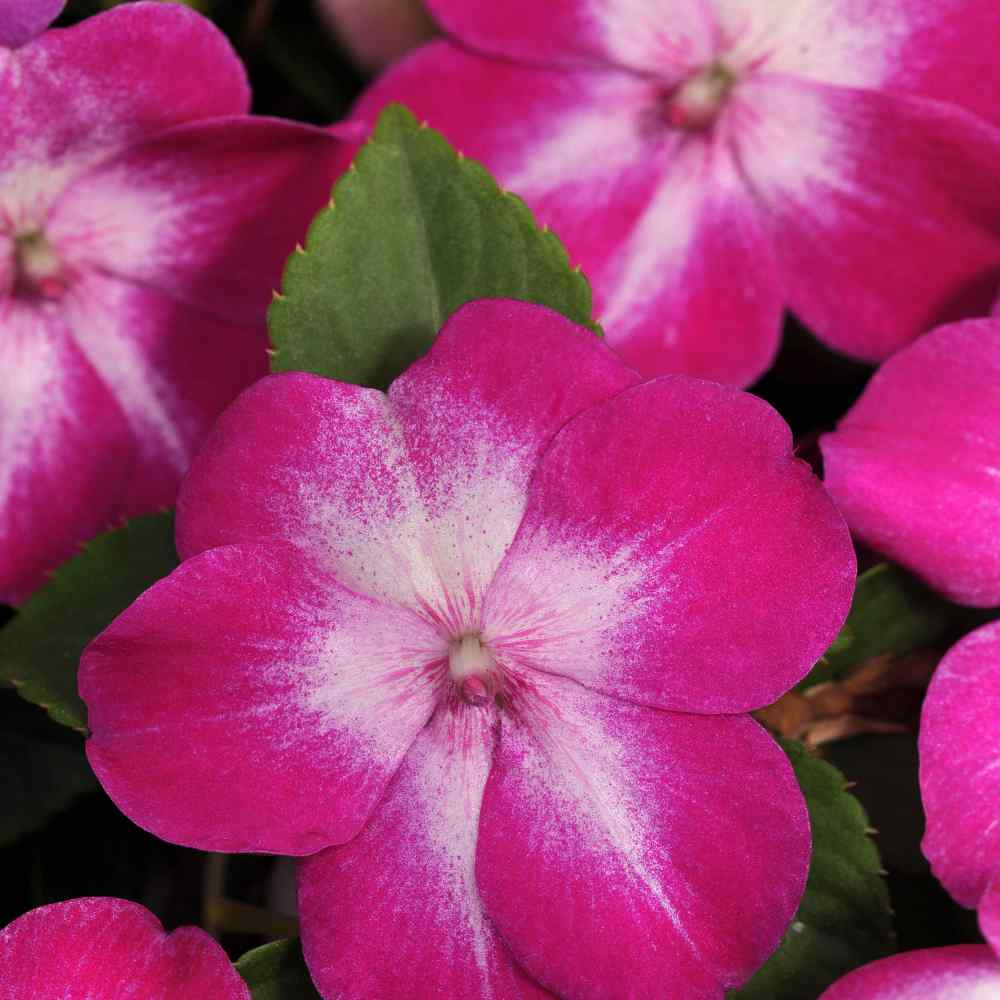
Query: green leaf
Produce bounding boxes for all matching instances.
[800,562,994,690]
[731,738,893,1000]
[236,939,321,1000]
[0,513,179,732]
[269,103,599,388]
[0,694,97,846]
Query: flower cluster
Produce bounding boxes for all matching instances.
[3,1,1000,998]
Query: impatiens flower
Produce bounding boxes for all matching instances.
[317,0,435,71]
[352,0,1000,386]
[820,319,1000,608]
[81,300,855,998]
[920,621,1000,944]
[0,0,64,48]
[0,2,350,604]
[818,945,1000,999]
[0,897,250,998]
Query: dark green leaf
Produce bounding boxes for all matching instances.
[0,694,97,846]
[0,513,178,732]
[236,939,321,1000]
[800,562,994,690]
[731,738,893,1000]
[269,103,598,388]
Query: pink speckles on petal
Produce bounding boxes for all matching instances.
[920,623,1000,911]
[821,320,1000,607]
[0,0,64,49]
[818,945,1000,1000]
[82,543,442,855]
[476,674,808,999]
[299,706,551,999]
[0,898,250,999]
[486,376,854,714]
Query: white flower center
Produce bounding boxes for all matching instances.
[13,229,67,300]
[448,633,497,707]
[664,62,736,131]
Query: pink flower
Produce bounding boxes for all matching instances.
[0,2,350,604]
[351,1,1000,386]
[0,0,64,48]
[316,0,435,71]
[920,622,1000,943]
[81,300,855,999]
[817,945,1000,999]
[0,897,250,998]
[820,319,1000,608]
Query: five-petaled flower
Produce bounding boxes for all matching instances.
[0,1,350,604]
[0,897,251,998]
[353,0,1000,386]
[81,300,854,999]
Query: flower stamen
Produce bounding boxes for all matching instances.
[664,62,736,132]
[13,229,67,301]
[449,633,497,707]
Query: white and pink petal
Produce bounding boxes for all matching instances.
[0,897,250,999]
[50,117,351,324]
[81,543,443,855]
[821,319,1000,607]
[484,376,854,714]
[299,706,550,999]
[736,78,1000,363]
[476,673,809,999]
[0,301,132,604]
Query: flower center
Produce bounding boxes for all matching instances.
[13,229,67,301]
[448,633,497,707]
[664,62,736,131]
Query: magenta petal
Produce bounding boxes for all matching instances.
[425,0,712,73]
[82,543,441,854]
[486,377,854,713]
[920,623,1000,912]
[57,273,267,519]
[52,117,350,323]
[179,302,636,613]
[0,303,132,605]
[299,707,550,999]
[1,4,249,177]
[821,319,1000,607]
[0,898,249,998]
[980,875,1000,955]
[476,674,808,999]
[818,945,1000,999]
[0,0,64,48]
[738,78,1000,362]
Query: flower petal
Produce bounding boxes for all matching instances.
[737,77,1000,362]
[0,0,64,48]
[484,377,854,714]
[0,898,250,999]
[51,117,350,324]
[919,622,1000,912]
[476,674,808,999]
[81,543,442,854]
[354,44,783,384]
[821,319,1000,607]
[299,706,551,999]
[0,302,131,604]
[56,272,267,518]
[817,945,1000,999]
[178,301,636,620]
[980,874,1000,955]
[0,4,248,196]
[424,0,713,72]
